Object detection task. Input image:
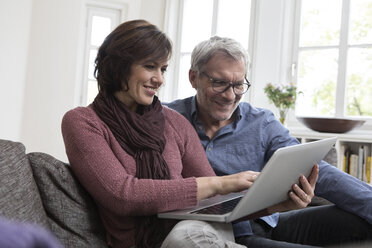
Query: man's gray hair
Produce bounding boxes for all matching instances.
[190,36,250,74]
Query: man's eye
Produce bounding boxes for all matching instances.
[213,80,228,87]
[161,67,168,73]
[234,83,244,89]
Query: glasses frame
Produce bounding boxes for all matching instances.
[201,71,251,95]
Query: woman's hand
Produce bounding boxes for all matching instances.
[196,171,260,201]
[267,164,319,214]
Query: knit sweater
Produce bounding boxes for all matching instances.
[61,105,215,248]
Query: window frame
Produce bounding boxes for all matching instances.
[77,0,140,106]
[161,0,257,103]
[290,0,372,128]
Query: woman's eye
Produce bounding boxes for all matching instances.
[145,65,154,70]
[161,67,168,73]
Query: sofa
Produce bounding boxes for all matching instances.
[0,138,338,247]
[0,139,107,247]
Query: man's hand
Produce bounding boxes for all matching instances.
[268,164,319,213]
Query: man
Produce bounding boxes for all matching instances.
[165,36,372,247]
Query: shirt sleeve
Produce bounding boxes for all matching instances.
[61,108,199,217]
[261,111,299,162]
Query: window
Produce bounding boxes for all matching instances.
[81,6,120,106]
[162,0,253,102]
[293,0,372,119]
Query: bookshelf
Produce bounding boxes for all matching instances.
[289,128,372,185]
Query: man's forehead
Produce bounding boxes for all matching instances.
[204,54,246,76]
[206,53,244,66]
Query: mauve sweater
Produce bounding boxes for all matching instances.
[61,105,215,248]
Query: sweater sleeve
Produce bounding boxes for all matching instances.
[163,107,216,178]
[61,107,200,217]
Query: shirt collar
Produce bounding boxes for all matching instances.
[190,95,198,125]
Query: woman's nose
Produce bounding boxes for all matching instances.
[152,69,164,84]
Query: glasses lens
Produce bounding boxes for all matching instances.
[234,83,247,94]
[212,81,229,92]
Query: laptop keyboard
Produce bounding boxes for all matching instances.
[190,197,242,215]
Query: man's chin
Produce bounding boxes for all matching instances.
[210,111,234,122]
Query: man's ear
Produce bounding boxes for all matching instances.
[189,69,198,89]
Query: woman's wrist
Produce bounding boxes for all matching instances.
[196,176,220,201]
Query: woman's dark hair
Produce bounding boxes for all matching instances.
[94,19,172,94]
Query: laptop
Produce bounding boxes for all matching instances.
[158,137,337,223]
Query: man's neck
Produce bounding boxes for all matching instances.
[197,111,235,139]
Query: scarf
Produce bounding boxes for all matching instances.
[93,91,170,247]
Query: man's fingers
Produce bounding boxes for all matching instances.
[292,183,311,203]
[308,164,319,187]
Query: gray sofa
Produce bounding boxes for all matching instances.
[0,138,337,247]
[0,139,107,247]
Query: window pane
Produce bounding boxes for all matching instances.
[177,54,195,99]
[217,0,251,49]
[296,49,338,116]
[87,80,98,104]
[181,0,213,52]
[345,47,372,117]
[299,0,342,47]
[91,16,112,46]
[349,0,372,45]
[88,49,97,80]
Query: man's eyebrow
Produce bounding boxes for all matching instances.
[212,76,245,83]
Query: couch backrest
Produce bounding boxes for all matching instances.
[0,139,107,248]
[0,139,49,228]
[28,152,108,248]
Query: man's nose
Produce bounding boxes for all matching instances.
[220,85,236,100]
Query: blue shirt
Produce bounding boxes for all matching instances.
[165,96,372,237]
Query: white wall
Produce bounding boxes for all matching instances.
[20,0,84,161]
[0,0,154,161]
[140,0,166,29]
[248,0,289,109]
[249,0,298,123]
[0,0,33,142]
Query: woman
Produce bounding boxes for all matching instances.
[61,20,316,248]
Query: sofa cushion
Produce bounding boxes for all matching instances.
[28,152,107,248]
[0,139,49,228]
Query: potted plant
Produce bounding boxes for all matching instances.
[264,83,299,125]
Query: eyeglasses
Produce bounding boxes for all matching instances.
[201,72,251,95]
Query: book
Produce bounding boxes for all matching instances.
[349,154,359,178]
[358,146,364,180]
[367,156,371,184]
[339,145,346,171]
[344,148,351,174]
[362,145,370,182]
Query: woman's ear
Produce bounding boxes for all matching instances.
[189,69,198,89]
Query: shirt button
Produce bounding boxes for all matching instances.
[207,147,211,151]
